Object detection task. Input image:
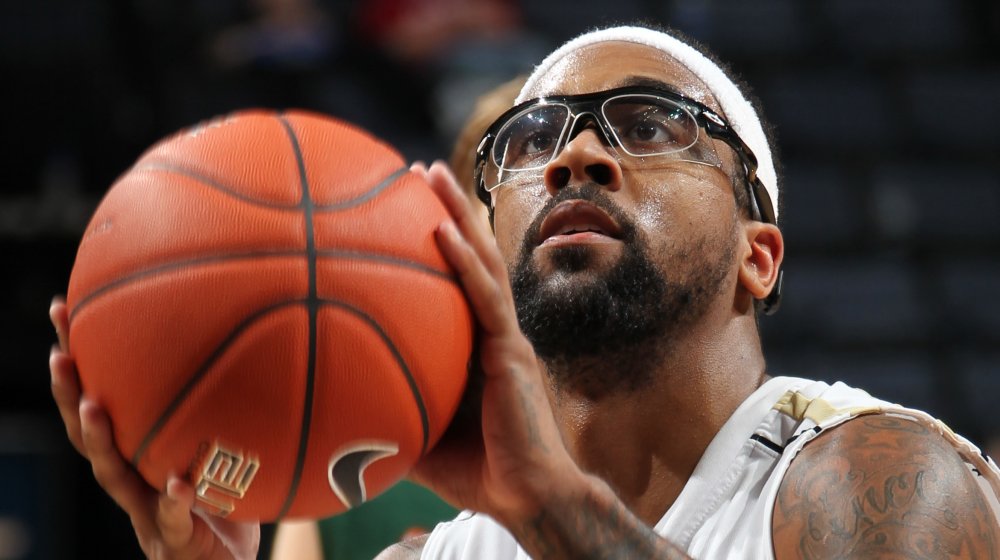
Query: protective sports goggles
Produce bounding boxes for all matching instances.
[474,85,776,226]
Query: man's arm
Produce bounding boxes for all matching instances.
[508,474,692,560]
[773,414,1000,558]
[371,480,692,560]
[270,521,322,560]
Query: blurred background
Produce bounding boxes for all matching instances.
[1,0,999,557]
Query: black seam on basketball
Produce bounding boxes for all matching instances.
[277,115,318,520]
[315,249,453,281]
[313,167,409,211]
[317,299,430,455]
[130,163,408,212]
[133,162,300,209]
[130,298,308,466]
[67,251,457,325]
[127,296,431,507]
[67,250,302,323]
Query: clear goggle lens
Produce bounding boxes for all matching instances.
[485,94,719,192]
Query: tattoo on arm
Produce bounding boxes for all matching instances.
[512,480,692,560]
[773,415,1000,559]
[514,368,549,454]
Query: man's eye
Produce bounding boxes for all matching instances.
[524,132,556,154]
[630,120,668,142]
[622,109,692,147]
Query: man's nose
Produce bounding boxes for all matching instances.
[543,124,624,196]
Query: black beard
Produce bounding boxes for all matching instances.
[510,184,733,399]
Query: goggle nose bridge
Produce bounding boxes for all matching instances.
[558,109,618,155]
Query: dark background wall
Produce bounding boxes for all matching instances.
[1,0,998,557]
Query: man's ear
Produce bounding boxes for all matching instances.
[738,222,784,301]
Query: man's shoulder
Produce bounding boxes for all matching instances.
[772,413,1000,558]
[374,533,429,560]
[784,412,973,477]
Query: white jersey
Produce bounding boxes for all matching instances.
[421,376,1000,559]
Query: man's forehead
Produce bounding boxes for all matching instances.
[520,41,720,111]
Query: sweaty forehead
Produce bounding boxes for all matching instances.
[522,41,722,112]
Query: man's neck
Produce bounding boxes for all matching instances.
[544,314,768,526]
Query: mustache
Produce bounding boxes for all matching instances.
[522,184,637,249]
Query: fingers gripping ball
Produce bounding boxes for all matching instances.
[66,110,472,522]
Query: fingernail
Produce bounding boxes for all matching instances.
[79,397,98,419]
[437,221,457,239]
[165,476,181,500]
[49,346,59,383]
[49,345,60,373]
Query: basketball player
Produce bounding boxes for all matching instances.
[50,24,1000,558]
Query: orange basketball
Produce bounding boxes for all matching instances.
[66,110,472,522]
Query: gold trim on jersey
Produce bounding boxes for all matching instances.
[772,390,879,424]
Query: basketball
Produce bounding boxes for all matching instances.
[65,110,472,522]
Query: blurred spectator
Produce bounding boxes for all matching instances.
[448,74,526,226]
[355,0,521,65]
[198,0,342,117]
[347,0,544,160]
[209,0,337,70]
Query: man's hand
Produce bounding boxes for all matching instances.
[408,161,583,524]
[409,163,693,559]
[49,298,260,560]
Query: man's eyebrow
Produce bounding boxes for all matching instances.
[614,76,685,96]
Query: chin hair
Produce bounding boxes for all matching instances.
[508,183,735,399]
[548,245,593,271]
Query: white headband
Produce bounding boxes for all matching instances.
[517,25,779,222]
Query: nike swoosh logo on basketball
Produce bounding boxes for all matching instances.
[327,441,399,508]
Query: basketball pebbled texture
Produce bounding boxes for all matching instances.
[66,110,472,521]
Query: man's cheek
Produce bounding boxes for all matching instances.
[492,216,527,262]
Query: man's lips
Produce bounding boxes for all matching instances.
[536,200,623,246]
